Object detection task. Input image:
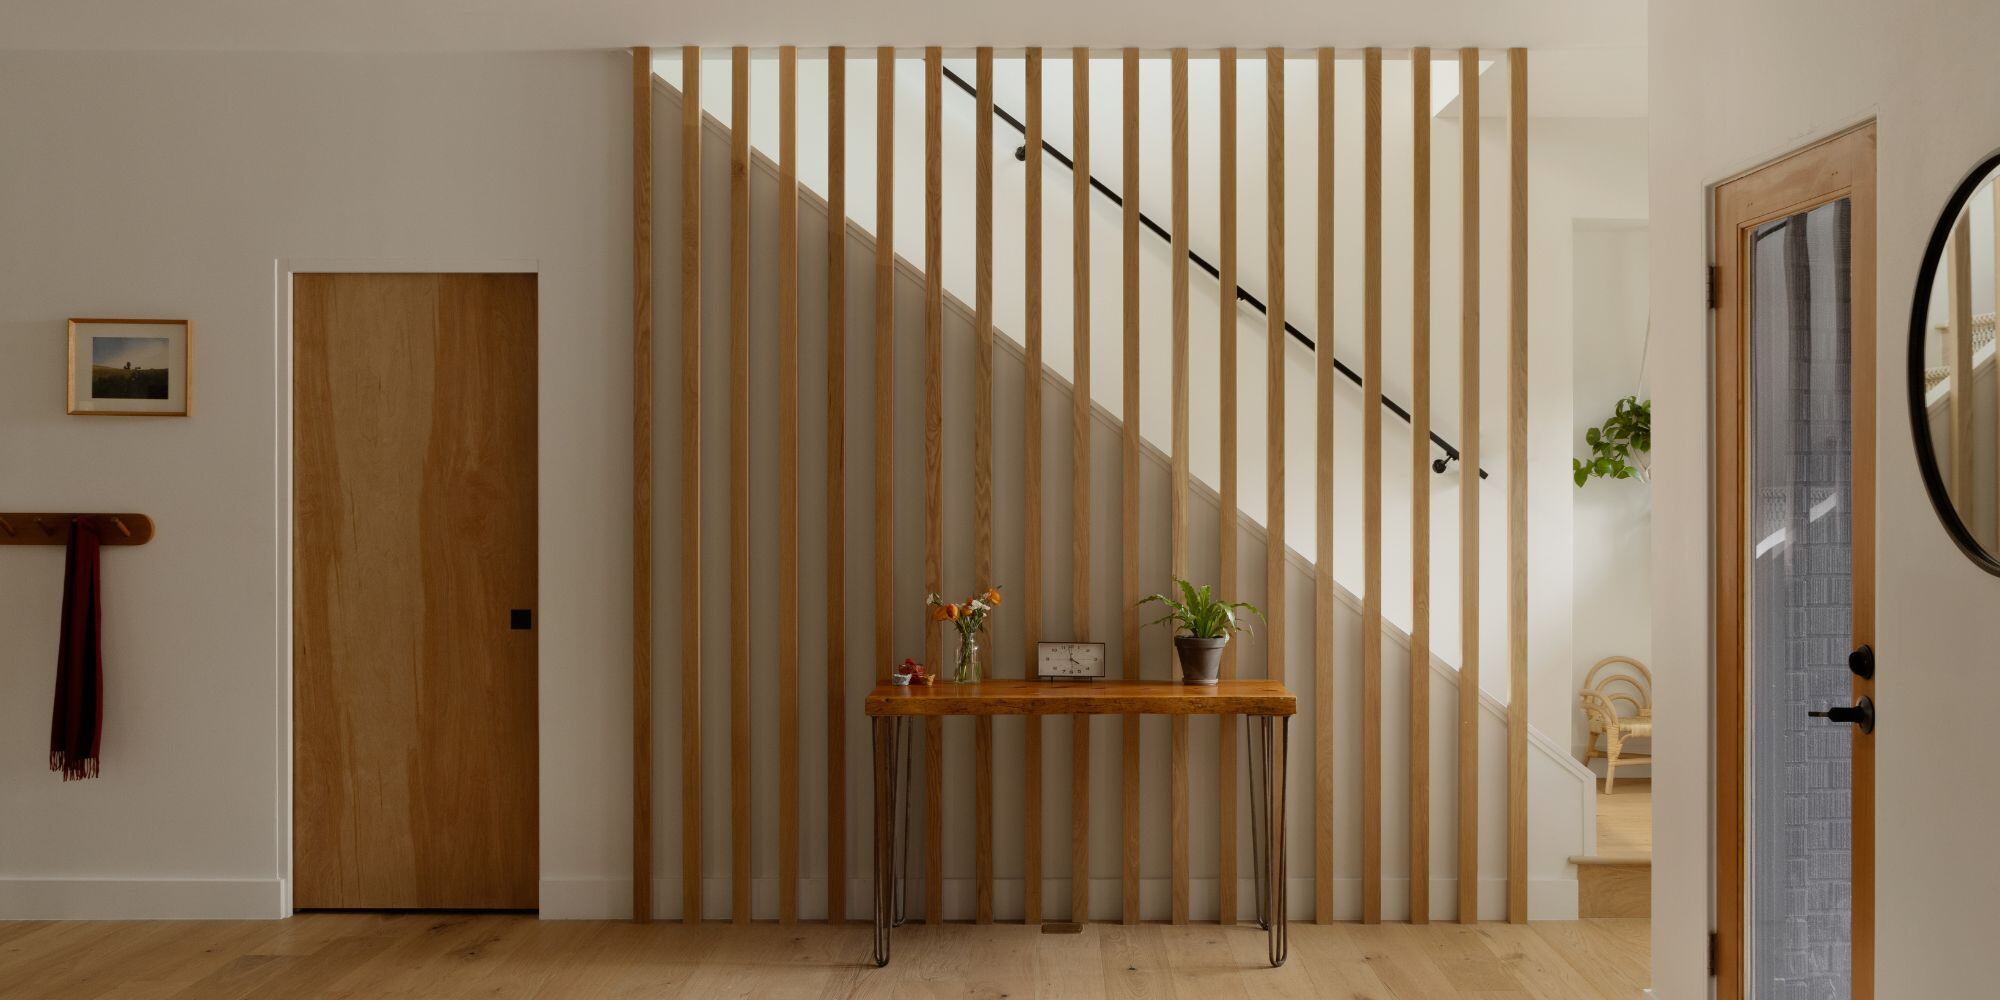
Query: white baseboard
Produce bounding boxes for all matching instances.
[541,875,1578,923]
[0,878,288,920]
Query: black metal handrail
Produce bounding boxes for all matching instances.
[940,64,1486,479]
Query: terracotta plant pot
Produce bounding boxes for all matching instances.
[1173,635,1228,685]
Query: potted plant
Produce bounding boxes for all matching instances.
[1137,578,1264,685]
[1573,395,1651,487]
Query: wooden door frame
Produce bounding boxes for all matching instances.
[275,258,541,913]
[1711,121,1875,999]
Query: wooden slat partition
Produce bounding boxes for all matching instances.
[824,46,848,926]
[1407,45,1433,927]
[1265,49,1286,695]
[1215,46,1240,927]
[1948,219,1973,506]
[921,46,947,926]
[1312,45,1336,926]
[776,44,800,926]
[1456,46,1481,925]
[1119,45,1143,928]
[1360,46,1384,926]
[728,45,752,927]
[677,43,703,927]
[1168,46,1191,927]
[873,46,896,691]
[1022,45,1045,927]
[631,44,654,925]
[1070,46,1093,924]
[1505,47,1529,926]
[974,46,997,926]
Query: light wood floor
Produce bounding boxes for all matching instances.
[0,913,1650,999]
[1596,777,1652,858]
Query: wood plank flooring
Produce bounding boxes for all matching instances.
[0,915,1651,998]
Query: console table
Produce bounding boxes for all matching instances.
[864,678,1297,968]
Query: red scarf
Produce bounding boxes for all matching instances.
[50,518,103,780]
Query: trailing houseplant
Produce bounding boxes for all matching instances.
[1137,578,1264,685]
[1574,395,1651,487]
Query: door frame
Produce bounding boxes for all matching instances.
[274,258,541,913]
[1711,122,1876,999]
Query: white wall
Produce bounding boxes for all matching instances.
[0,50,631,918]
[1570,222,1652,762]
[659,50,1649,748]
[1650,1,2000,996]
[643,79,1596,922]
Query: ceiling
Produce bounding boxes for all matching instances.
[0,0,1645,53]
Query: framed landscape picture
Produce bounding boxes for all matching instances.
[67,318,192,416]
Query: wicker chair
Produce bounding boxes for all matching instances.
[1580,655,1652,793]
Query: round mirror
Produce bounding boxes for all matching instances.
[1912,150,2000,575]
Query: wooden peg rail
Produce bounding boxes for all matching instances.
[0,513,153,546]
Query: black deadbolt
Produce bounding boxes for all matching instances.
[510,609,534,630]
[1848,644,1875,680]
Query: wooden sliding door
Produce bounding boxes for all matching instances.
[293,272,540,911]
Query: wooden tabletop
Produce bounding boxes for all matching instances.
[864,679,1296,717]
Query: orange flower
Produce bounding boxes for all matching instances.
[945,604,962,621]
[983,588,1003,606]
[931,605,951,622]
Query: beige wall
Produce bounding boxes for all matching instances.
[1650,1,2000,995]
[0,50,632,917]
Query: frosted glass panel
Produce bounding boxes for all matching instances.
[1746,198,1854,999]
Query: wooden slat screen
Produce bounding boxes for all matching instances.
[1119,45,1143,928]
[824,45,848,925]
[639,44,1542,928]
[1456,46,1483,926]
[676,43,702,927]
[1407,45,1433,927]
[776,44,800,926]
[728,45,752,927]
[1021,45,1046,928]
[1214,46,1240,927]
[1506,47,1530,926]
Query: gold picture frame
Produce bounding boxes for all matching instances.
[67,318,193,416]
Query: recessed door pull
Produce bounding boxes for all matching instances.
[1808,696,1875,734]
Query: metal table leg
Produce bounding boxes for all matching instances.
[871,716,899,967]
[1262,715,1289,968]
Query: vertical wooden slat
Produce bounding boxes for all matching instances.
[776,45,800,927]
[1408,45,1433,927]
[1022,46,1045,927]
[973,46,997,927]
[824,46,848,926]
[728,45,752,928]
[1360,46,1384,927]
[1070,48,1094,924]
[1948,218,1973,507]
[874,47,897,692]
[677,43,703,928]
[1168,47,1191,927]
[1456,47,1482,926]
[1505,47,1529,927]
[1119,45,1142,928]
[1265,48,1287,691]
[631,44,654,925]
[921,46,947,927]
[1311,46,1336,928]
[1215,47,1241,927]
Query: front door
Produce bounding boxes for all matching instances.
[292,272,540,910]
[1713,124,1876,999]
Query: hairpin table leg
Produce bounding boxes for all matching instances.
[1247,717,1268,931]
[872,716,897,967]
[1263,715,1290,968]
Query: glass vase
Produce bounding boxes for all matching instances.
[953,630,981,684]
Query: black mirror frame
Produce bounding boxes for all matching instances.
[1908,147,2000,577]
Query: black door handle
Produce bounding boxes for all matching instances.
[1808,695,1874,734]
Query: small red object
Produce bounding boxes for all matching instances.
[897,658,933,684]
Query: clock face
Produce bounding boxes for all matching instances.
[1036,641,1107,679]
